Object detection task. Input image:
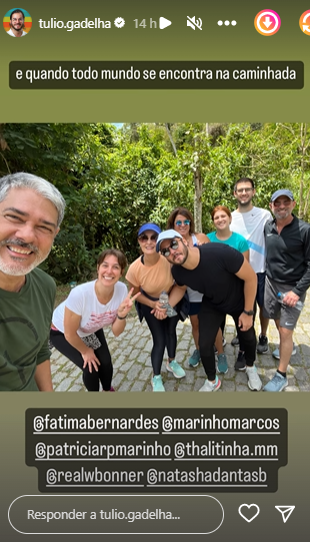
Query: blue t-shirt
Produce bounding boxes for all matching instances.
[207,231,249,253]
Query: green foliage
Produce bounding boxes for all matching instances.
[40,224,94,283]
[1,122,310,284]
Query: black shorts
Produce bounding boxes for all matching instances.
[256,272,266,308]
[188,302,201,316]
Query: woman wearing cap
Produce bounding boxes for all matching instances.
[126,223,186,392]
[50,249,139,392]
[207,205,250,374]
[166,207,209,369]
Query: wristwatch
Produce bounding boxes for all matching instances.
[243,309,254,316]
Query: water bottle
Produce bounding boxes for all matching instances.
[277,292,304,311]
[159,291,177,317]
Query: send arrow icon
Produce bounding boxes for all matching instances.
[275,506,295,523]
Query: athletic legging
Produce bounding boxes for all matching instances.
[140,304,179,375]
[50,328,113,391]
[199,300,257,381]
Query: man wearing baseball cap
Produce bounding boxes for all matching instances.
[263,189,310,391]
[156,229,261,392]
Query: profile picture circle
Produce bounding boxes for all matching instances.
[3,8,32,37]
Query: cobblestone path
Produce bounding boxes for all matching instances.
[51,294,310,392]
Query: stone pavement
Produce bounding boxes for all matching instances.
[51,294,310,392]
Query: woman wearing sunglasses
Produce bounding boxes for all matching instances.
[167,207,209,369]
[126,223,186,392]
[207,205,250,374]
[50,249,139,392]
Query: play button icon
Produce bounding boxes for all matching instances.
[159,17,172,29]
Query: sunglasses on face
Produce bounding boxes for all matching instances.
[160,239,179,257]
[273,200,292,207]
[175,219,190,226]
[138,233,158,242]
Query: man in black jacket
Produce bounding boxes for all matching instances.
[263,189,310,391]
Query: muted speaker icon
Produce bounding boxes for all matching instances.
[187,16,202,30]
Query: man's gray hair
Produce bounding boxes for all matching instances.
[0,172,66,227]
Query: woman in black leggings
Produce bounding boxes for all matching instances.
[126,223,186,392]
[139,304,179,376]
[50,328,113,391]
[50,249,139,391]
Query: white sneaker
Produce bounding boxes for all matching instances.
[246,365,262,391]
[199,376,221,392]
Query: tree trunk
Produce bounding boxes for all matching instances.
[194,167,203,232]
[299,123,310,219]
[129,123,139,143]
[165,123,177,157]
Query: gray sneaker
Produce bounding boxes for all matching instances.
[231,336,239,346]
[257,334,269,354]
[234,351,246,371]
[246,365,262,391]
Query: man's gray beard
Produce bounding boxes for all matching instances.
[0,239,49,276]
[0,253,48,276]
[273,209,291,221]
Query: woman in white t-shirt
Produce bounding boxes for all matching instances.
[50,249,139,391]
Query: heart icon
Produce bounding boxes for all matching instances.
[238,504,260,523]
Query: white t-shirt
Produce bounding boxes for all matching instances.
[7,29,27,36]
[230,206,272,273]
[52,280,128,337]
[187,234,203,303]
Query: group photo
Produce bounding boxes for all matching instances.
[0,122,309,392]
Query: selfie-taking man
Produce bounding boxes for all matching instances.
[263,189,310,392]
[7,9,27,37]
[156,230,262,392]
[0,172,66,391]
[230,178,272,364]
